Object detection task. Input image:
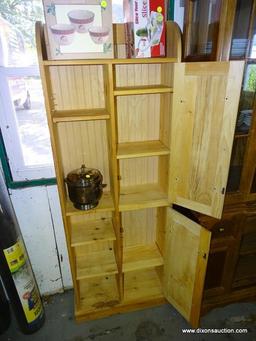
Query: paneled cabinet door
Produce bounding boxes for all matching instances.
[169,61,244,218]
[163,208,211,328]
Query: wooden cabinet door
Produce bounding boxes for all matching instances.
[163,208,211,328]
[169,61,244,218]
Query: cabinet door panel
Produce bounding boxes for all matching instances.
[169,61,244,218]
[163,208,211,328]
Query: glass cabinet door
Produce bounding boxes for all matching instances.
[183,0,222,61]
[230,0,255,60]
[226,0,256,195]
[227,62,256,193]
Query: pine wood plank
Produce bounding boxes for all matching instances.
[52,109,110,123]
[114,85,173,96]
[124,268,163,303]
[66,192,114,216]
[76,249,118,279]
[43,57,177,66]
[71,218,116,247]
[169,61,244,219]
[78,276,119,313]
[164,209,211,329]
[119,184,168,211]
[117,140,169,159]
[123,244,163,273]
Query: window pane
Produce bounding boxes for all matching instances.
[227,137,248,192]
[185,0,222,60]
[0,1,44,66]
[230,0,254,60]
[7,76,53,167]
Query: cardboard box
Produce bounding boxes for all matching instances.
[124,0,165,58]
[43,0,113,60]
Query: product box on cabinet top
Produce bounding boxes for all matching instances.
[124,0,165,58]
[43,0,114,60]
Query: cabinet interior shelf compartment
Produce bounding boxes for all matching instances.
[123,244,163,272]
[119,184,169,211]
[71,218,116,247]
[117,141,170,159]
[52,109,110,123]
[76,248,118,280]
[123,268,164,303]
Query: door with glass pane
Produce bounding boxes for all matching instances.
[226,1,256,200]
[183,0,223,61]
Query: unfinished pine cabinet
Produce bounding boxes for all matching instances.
[36,21,244,327]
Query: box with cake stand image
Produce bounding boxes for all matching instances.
[43,0,113,59]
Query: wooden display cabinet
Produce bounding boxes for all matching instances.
[36,21,244,327]
[199,202,256,314]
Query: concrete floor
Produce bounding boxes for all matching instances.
[1,290,256,341]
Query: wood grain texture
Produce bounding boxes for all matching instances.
[117,140,169,159]
[52,109,110,123]
[49,65,105,110]
[76,248,118,280]
[71,218,116,246]
[119,184,169,211]
[57,120,110,185]
[117,94,160,143]
[124,268,163,303]
[164,208,211,328]
[79,275,119,313]
[114,85,173,96]
[121,208,157,247]
[123,244,163,272]
[169,61,244,218]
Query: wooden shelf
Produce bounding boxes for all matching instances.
[52,109,110,123]
[66,192,114,216]
[123,244,163,273]
[124,268,163,303]
[71,218,116,247]
[114,85,173,96]
[117,140,170,159]
[76,248,118,280]
[78,276,119,314]
[119,184,169,211]
[43,57,177,66]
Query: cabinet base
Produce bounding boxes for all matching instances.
[75,297,167,322]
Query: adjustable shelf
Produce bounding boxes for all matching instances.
[123,244,163,273]
[71,218,116,247]
[76,248,118,280]
[117,141,170,159]
[113,85,173,96]
[66,192,115,216]
[119,184,169,211]
[52,109,110,123]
